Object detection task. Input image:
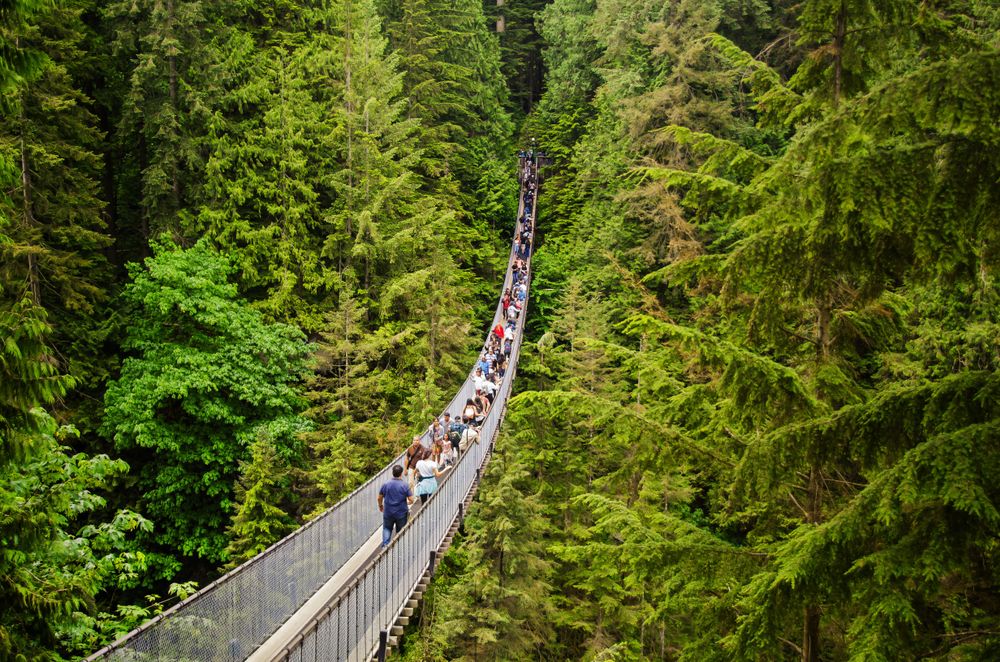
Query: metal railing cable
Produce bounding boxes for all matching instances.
[88,453,408,661]
[87,158,538,662]
[276,159,537,662]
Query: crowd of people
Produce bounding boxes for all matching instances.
[378,157,538,547]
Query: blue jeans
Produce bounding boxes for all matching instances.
[382,512,408,547]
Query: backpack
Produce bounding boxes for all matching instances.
[406,443,427,469]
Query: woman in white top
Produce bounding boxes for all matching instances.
[414,446,447,504]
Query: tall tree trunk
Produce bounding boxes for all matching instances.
[802,604,821,662]
[19,89,41,306]
[832,1,847,107]
[167,0,181,212]
[817,299,832,360]
[345,1,354,238]
[139,128,150,252]
[802,467,823,661]
[343,302,351,413]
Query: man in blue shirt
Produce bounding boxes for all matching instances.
[377,465,414,547]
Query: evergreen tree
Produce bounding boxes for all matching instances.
[223,433,297,568]
[196,45,332,330]
[104,0,209,237]
[437,1,1000,660]
[0,299,149,659]
[494,0,548,114]
[300,274,391,514]
[0,0,114,395]
[427,457,556,661]
[0,0,47,98]
[383,0,513,191]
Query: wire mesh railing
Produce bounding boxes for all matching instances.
[87,156,538,662]
[87,449,408,661]
[276,159,536,662]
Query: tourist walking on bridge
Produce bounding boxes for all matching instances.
[378,465,414,547]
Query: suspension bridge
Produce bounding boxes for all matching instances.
[87,154,540,662]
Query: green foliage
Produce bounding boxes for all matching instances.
[223,433,297,568]
[415,455,556,661]
[0,0,114,398]
[103,240,311,567]
[0,0,48,102]
[434,1,1000,660]
[1,298,71,457]
[0,300,149,659]
[10,0,998,657]
[104,0,209,235]
[494,0,548,114]
[1,0,522,654]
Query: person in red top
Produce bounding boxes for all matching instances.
[493,322,505,341]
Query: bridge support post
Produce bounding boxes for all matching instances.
[429,550,437,577]
[458,503,466,536]
[377,630,388,662]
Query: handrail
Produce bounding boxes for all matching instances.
[87,156,538,662]
[275,155,539,661]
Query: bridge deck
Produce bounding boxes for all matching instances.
[86,155,540,662]
[248,530,382,661]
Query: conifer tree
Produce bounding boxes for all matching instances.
[300,273,395,513]
[630,4,1000,659]
[430,458,556,661]
[195,44,332,331]
[0,0,47,97]
[383,0,512,189]
[104,0,210,237]
[494,0,547,113]
[439,2,1000,660]
[0,299,149,659]
[223,433,297,568]
[308,0,424,294]
[0,0,113,394]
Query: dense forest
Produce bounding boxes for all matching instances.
[1,0,998,660]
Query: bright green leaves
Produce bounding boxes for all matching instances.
[0,301,148,659]
[103,240,311,565]
[0,413,147,659]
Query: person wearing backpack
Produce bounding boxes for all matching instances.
[405,436,427,490]
[448,414,466,458]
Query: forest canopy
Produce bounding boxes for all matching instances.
[2,0,999,660]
